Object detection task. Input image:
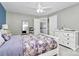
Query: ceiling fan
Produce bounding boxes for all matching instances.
[36,3,50,14]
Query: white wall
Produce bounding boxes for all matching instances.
[6,4,79,35]
[6,12,34,35]
[55,4,79,31]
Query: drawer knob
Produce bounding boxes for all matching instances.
[67,34,69,36]
[67,43,69,44]
[67,38,69,40]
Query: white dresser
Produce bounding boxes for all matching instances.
[55,30,79,51]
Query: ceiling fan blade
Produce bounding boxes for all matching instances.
[42,7,52,9]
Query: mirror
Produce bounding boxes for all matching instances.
[40,18,49,34]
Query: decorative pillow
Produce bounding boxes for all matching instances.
[2,34,11,41]
[0,33,5,47]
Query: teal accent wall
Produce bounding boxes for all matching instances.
[0,3,6,29]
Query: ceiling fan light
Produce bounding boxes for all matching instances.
[37,9,40,13]
[36,9,44,13]
[40,9,43,13]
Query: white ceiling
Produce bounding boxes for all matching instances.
[1,2,79,17]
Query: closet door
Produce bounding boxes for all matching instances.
[34,18,40,35]
[49,15,57,35]
[40,18,48,34]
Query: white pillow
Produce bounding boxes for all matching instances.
[0,32,5,47]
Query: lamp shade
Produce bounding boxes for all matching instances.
[2,24,8,30]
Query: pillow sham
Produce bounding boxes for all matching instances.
[2,34,11,41]
[0,33,5,47]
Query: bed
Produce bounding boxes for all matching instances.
[0,33,59,56]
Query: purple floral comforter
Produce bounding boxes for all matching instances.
[22,34,57,56]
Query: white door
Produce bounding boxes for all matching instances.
[49,15,57,35]
[34,18,40,35]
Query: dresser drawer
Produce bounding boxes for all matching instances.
[67,41,75,49]
[60,37,74,47]
[67,37,75,41]
[60,40,69,47]
[63,33,74,37]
